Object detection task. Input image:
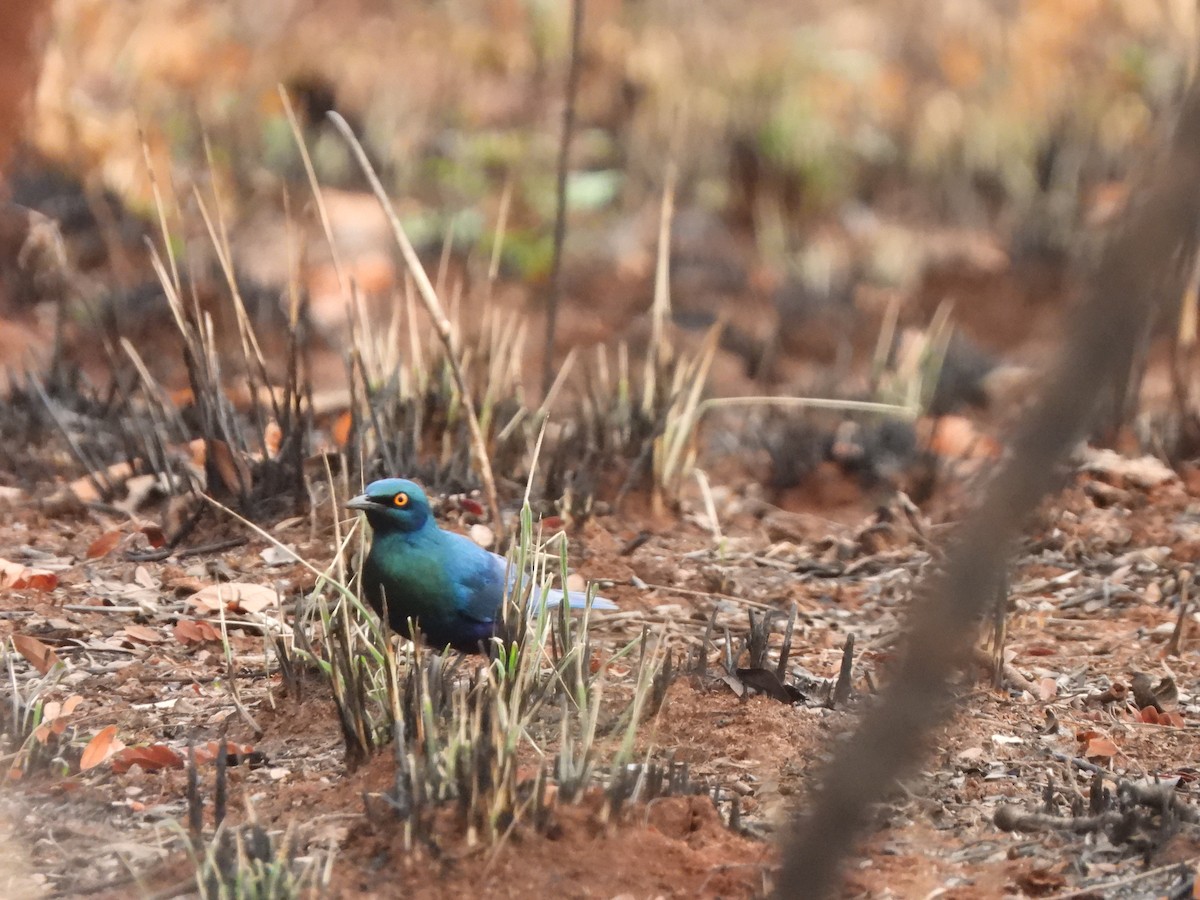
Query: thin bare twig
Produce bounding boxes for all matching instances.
[541,0,585,395]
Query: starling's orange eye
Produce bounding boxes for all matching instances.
[393,492,409,508]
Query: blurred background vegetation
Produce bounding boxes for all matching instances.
[9,0,1200,450]
[29,0,1196,272]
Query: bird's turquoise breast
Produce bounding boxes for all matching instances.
[362,532,462,629]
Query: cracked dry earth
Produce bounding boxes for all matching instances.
[3,451,1200,898]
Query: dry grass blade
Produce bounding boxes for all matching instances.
[325,111,504,542]
[280,85,347,296]
[777,79,1200,899]
[642,159,677,414]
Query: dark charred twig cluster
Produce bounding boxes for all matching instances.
[150,260,310,517]
[996,768,1200,862]
[687,607,860,708]
[184,737,315,899]
[605,756,703,821]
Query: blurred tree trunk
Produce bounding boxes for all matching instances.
[0,0,48,186]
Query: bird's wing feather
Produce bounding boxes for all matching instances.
[484,550,617,611]
[439,531,506,625]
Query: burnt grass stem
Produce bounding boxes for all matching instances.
[308,497,694,849]
[831,634,855,709]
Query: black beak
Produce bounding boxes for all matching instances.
[345,493,374,511]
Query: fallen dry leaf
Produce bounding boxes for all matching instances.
[186,591,225,614]
[264,419,282,458]
[1084,736,1119,758]
[173,619,221,644]
[166,574,207,596]
[33,721,64,744]
[86,530,123,559]
[459,497,486,517]
[259,545,296,567]
[80,725,122,771]
[0,558,57,591]
[1036,677,1058,701]
[1014,866,1067,895]
[121,625,164,645]
[132,566,155,590]
[188,582,281,615]
[111,744,184,774]
[41,694,82,723]
[11,634,60,675]
[33,694,82,744]
[139,524,167,548]
[332,411,352,447]
[187,437,205,468]
[1139,706,1185,727]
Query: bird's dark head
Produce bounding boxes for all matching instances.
[346,478,433,534]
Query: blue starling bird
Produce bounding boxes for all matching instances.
[346,478,616,651]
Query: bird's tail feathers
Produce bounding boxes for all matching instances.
[541,588,617,611]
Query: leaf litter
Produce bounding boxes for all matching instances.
[4,456,1200,896]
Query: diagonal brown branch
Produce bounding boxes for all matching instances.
[776,81,1200,899]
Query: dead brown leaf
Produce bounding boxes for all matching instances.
[80,725,122,771]
[121,625,164,645]
[924,415,1002,460]
[332,411,352,447]
[1079,447,1177,489]
[33,721,62,744]
[41,694,82,723]
[86,529,123,559]
[173,619,220,644]
[111,744,184,774]
[186,590,225,614]
[0,558,58,591]
[11,634,60,674]
[1083,736,1119,758]
[1036,677,1057,701]
[188,582,280,615]
[1139,706,1185,727]
[264,419,282,458]
[32,694,83,744]
[1014,865,1067,896]
[139,524,167,548]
